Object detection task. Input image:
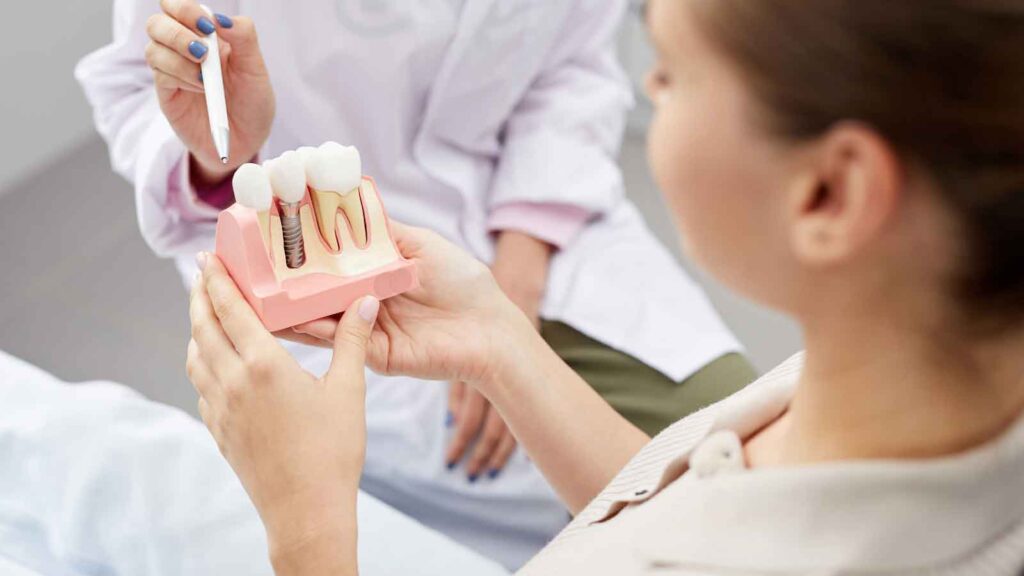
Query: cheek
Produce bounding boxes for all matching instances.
[646,98,781,292]
[648,102,746,263]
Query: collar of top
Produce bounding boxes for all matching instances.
[631,355,1024,573]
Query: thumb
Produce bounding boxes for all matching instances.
[326,297,380,383]
[215,15,267,74]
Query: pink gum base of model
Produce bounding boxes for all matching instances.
[215,177,418,332]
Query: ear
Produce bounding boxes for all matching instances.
[787,122,902,268]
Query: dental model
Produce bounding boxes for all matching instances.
[215,142,418,332]
[232,163,273,233]
[266,152,308,269]
[307,142,367,250]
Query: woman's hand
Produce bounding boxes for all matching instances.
[191,223,643,537]
[145,0,275,186]
[287,223,533,388]
[187,253,376,573]
[282,225,546,479]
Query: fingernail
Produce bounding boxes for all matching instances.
[197,16,216,35]
[189,41,208,59]
[446,461,457,471]
[358,297,380,323]
[214,13,234,28]
[468,474,479,483]
[196,252,209,271]
[445,411,454,427]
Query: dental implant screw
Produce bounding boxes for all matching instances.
[279,202,306,269]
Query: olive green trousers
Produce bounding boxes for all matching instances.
[541,321,757,436]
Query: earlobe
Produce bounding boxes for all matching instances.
[788,124,902,268]
[787,173,844,266]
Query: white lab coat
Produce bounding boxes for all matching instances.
[76,0,741,568]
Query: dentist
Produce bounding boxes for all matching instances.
[76,0,751,567]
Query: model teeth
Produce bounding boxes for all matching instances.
[232,163,273,211]
[306,141,365,250]
[338,193,367,247]
[295,146,317,168]
[307,142,362,192]
[267,151,308,205]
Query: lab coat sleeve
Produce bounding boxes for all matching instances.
[487,0,634,249]
[488,202,591,248]
[75,0,237,258]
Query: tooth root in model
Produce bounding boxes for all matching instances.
[267,151,309,269]
[232,163,274,242]
[306,141,365,251]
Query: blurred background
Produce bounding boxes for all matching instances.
[0,4,801,415]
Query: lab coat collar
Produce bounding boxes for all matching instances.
[634,365,1024,573]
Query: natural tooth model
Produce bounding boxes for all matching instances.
[267,151,309,269]
[232,163,273,235]
[306,141,366,250]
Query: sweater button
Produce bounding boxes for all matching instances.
[690,431,745,479]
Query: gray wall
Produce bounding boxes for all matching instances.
[0,3,113,193]
[619,5,656,133]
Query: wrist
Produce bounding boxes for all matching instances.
[494,230,553,259]
[493,231,551,299]
[495,271,545,304]
[266,493,358,576]
[269,521,356,576]
[190,153,236,190]
[475,303,551,399]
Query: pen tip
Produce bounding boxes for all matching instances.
[220,157,229,165]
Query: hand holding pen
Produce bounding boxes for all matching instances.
[144,0,275,188]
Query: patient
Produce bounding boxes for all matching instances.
[188,0,1024,573]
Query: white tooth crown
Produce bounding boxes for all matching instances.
[267,151,308,204]
[307,141,362,194]
[232,163,273,211]
[295,146,317,168]
[237,142,401,281]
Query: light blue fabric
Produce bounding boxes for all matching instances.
[0,554,44,576]
[0,351,509,576]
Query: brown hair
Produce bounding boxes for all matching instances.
[692,0,1024,327]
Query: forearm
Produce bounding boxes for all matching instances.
[492,230,552,306]
[265,485,360,576]
[479,312,650,514]
[270,525,356,576]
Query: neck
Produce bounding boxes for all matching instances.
[755,313,1024,466]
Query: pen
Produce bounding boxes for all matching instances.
[200,4,230,164]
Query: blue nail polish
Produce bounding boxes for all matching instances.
[197,16,216,35]
[468,474,479,483]
[189,41,208,59]
[446,461,456,471]
[488,469,501,479]
[445,411,454,427]
[214,13,234,28]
